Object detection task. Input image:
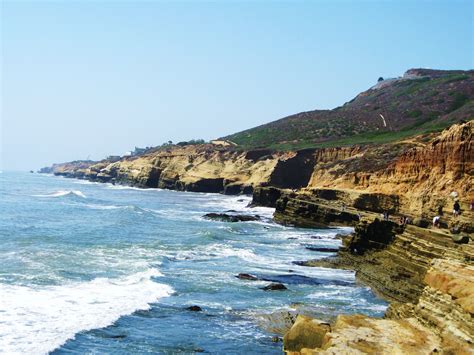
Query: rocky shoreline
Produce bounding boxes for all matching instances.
[39,120,473,353]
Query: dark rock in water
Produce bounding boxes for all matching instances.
[271,336,282,343]
[225,210,238,213]
[305,246,340,253]
[287,237,298,240]
[194,348,205,352]
[236,273,258,281]
[237,199,245,202]
[292,260,310,266]
[261,283,288,291]
[261,273,352,286]
[186,305,203,312]
[203,213,260,222]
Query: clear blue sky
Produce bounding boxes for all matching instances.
[1,0,472,170]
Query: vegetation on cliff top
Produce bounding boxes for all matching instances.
[223,69,474,150]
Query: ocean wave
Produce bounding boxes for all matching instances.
[84,203,124,210]
[33,190,87,198]
[204,195,275,219]
[0,268,173,354]
[73,180,100,185]
[105,184,161,191]
[173,243,267,264]
[82,203,152,215]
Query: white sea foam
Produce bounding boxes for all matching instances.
[84,203,123,210]
[0,269,173,355]
[105,184,160,191]
[173,243,267,264]
[33,190,86,198]
[204,195,275,219]
[73,180,100,185]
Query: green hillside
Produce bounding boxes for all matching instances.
[223,69,474,150]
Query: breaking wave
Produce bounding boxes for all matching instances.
[33,190,87,198]
[0,269,173,354]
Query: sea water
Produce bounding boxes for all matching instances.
[0,172,387,354]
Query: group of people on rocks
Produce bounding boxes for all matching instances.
[379,199,467,230]
[432,200,463,228]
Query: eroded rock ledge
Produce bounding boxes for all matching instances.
[281,216,473,354]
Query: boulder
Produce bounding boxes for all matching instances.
[261,283,287,291]
[236,273,258,281]
[202,213,260,222]
[305,246,340,253]
[186,305,202,312]
[283,315,331,352]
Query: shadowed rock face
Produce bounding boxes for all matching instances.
[185,178,224,193]
[244,149,274,161]
[269,149,316,189]
[251,186,283,207]
[145,167,161,188]
[348,219,403,254]
[353,193,399,214]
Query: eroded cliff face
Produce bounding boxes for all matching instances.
[44,121,473,217]
[306,121,473,218]
[47,145,286,194]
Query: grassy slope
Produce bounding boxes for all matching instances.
[223,69,474,150]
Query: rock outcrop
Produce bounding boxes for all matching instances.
[284,218,474,354]
[42,144,283,193]
[285,314,441,354]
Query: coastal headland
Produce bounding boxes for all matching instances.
[40,69,474,353]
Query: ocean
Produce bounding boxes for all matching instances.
[0,172,387,354]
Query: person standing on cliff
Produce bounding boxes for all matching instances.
[433,216,440,228]
[453,201,461,217]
